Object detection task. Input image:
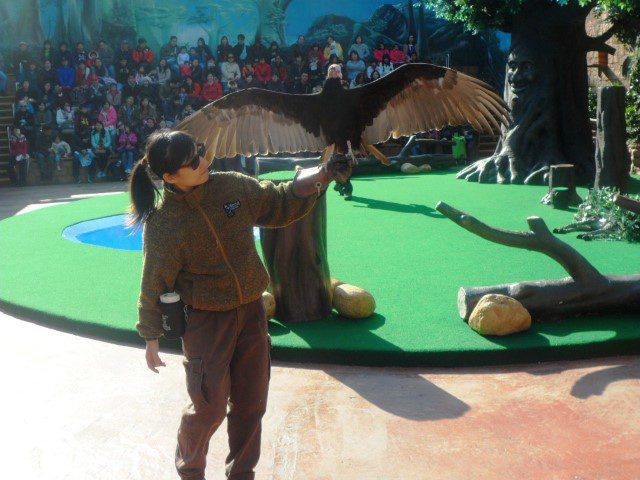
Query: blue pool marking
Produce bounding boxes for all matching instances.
[63,214,260,251]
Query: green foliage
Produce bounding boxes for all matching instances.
[423,0,640,41]
[626,52,640,144]
[588,88,598,118]
[574,187,640,242]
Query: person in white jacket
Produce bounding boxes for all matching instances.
[219,53,241,94]
[56,102,75,132]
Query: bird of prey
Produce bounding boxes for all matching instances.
[175,63,510,166]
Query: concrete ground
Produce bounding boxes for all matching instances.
[1,183,640,480]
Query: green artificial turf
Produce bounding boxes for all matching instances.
[1,171,639,366]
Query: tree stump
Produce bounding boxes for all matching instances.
[540,164,582,206]
[260,194,332,323]
[595,86,630,193]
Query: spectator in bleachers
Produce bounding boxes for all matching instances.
[74,61,91,87]
[73,42,88,66]
[374,42,389,63]
[56,60,75,90]
[39,61,57,90]
[241,61,255,79]
[288,54,306,88]
[92,58,110,80]
[292,71,312,94]
[220,53,241,93]
[345,51,365,82]
[35,101,54,133]
[324,36,343,61]
[177,45,190,68]
[409,51,419,63]
[138,76,159,106]
[349,35,371,62]
[133,38,154,73]
[15,80,38,111]
[41,40,54,65]
[98,40,116,77]
[201,73,223,103]
[117,123,137,174]
[91,121,112,178]
[139,117,158,146]
[266,71,285,92]
[165,96,183,127]
[53,84,71,108]
[73,148,95,183]
[160,36,180,76]
[13,42,33,75]
[253,56,271,85]
[138,96,158,124]
[87,77,106,112]
[291,35,307,61]
[14,102,36,144]
[403,34,417,59]
[183,76,201,107]
[250,35,268,64]
[365,59,377,79]
[306,45,325,84]
[217,36,233,63]
[55,42,73,68]
[106,84,122,108]
[368,69,381,83]
[34,125,56,181]
[190,58,203,83]
[268,41,281,63]
[116,40,133,67]
[122,74,139,102]
[19,61,40,90]
[233,34,249,65]
[50,133,71,171]
[350,72,366,89]
[9,127,30,186]
[389,44,407,66]
[271,55,288,83]
[376,54,394,76]
[98,100,118,146]
[239,72,259,89]
[179,102,195,121]
[204,58,221,83]
[87,50,99,68]
[179,58,192,80]
[39,82,56,109]
[196,38,214,64]
[116,57,132,90]
[74,104,92,147]
[157,59,173,97]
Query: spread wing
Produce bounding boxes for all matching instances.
[349,63,510,145]
[174,88,326,162]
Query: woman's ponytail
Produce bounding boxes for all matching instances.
[128,156,160,229]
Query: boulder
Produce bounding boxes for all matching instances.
[468,294,531,336]
[329,277,345,304]
[262,291,276,319]
[401,163,432,174]
[333,284,376,319]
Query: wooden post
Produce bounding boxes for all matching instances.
[595,85,630,193]
[540,164,582,206]
[260,194,332,323]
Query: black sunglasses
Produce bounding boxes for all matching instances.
[182,145,206,170]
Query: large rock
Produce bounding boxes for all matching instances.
[329,277,345,304]
[332,284,376,319]
[262,291,276,319]
[468,294,531,336]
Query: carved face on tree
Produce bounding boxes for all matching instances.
[506,51,536,102]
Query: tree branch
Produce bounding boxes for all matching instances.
[585,28,617,55]
[435,202,606,284]
[615,195,640,215]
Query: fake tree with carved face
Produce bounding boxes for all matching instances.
[427,0,640,185]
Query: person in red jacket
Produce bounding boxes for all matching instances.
[253,56,271,85]
[270,55,288,84]
[200,73,223,103]
[374,42,390,63]
[133,38,155,73]
[389,44,407,67]
[184,76,201,107]
[9,127,30,186]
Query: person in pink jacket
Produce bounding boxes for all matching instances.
[98,100,118,147]
[118,124,138,174]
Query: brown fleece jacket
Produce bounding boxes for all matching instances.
[136,172,317,339]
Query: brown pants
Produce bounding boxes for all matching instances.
[176,299,270,480]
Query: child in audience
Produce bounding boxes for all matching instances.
[50,133,71,171]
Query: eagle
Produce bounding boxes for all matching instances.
[175,63,510,166]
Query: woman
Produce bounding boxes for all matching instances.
[216,36,233,62]
[348,35,371,62]
[345,51,365,82]
[376,54,394,77]
[374,42,389,63]
[196,37,214,64]
[130,129,343,480]
[98,100,118,146]
[91,121,112,179]
[403,34,417,59]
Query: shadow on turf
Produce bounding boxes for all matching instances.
[269,314,469,421]
[348,196,445,218]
